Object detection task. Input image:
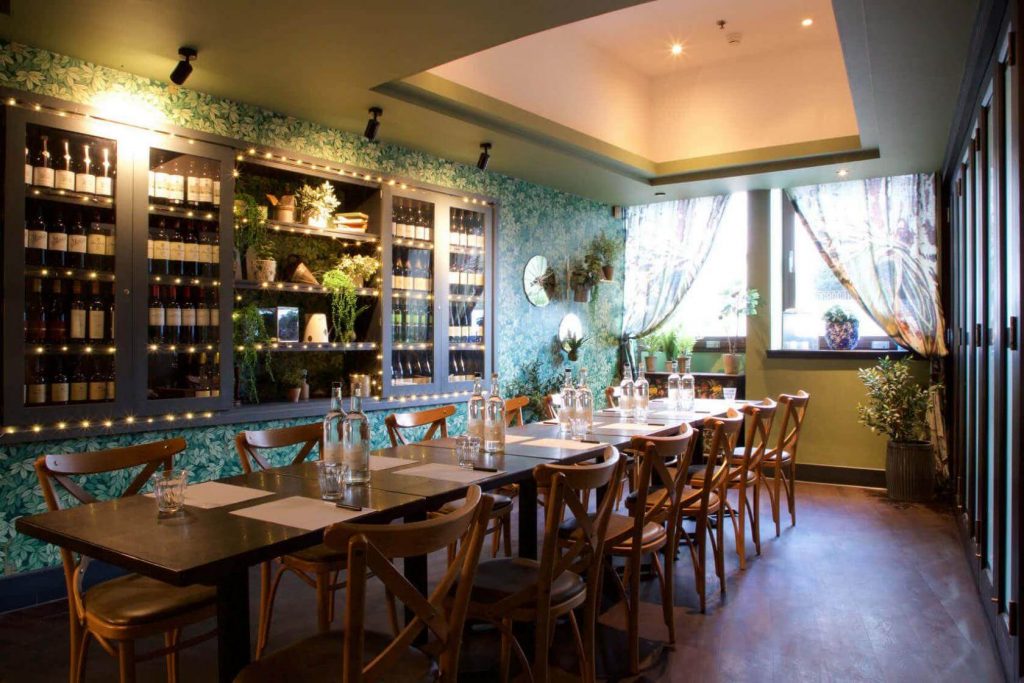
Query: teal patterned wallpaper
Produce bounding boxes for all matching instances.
[0,41,624,575]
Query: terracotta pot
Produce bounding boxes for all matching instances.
[601,265,614,281]
[276,206,295,223]
[573,286,591,303]
[645,355,657,372]
[722,353,741,375]
[886,440,934,501]
[286,387,302,403]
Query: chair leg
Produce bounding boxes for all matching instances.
[652,550,675,644]
[736,483,747,570]
[72,628,91,683]
[385,589,400,636]
[696,519,707,613]
[256,563,286,659]
[164,629,180,683]
[568,610,590,683]
[502,513,513,557]
[772,464,782,537]
[499,618,513,683]
[752,474,762,555]
[628,553,641,674]
[315,570,331,633]
[117,640,136,683]
[787,463,797,527]
[715,505,726,593]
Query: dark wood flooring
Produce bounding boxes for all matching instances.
[0,483,1005,682]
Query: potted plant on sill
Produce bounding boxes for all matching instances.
[857,357,934,501]
[233,193,269,280]
[661,330,680,372]
[296,180,341,228]
[589,232,621,281]
[322,266,369,342]
[280,367,305,403]
[639,333,665,373]
[337,254,381,289]
[560,331,590,362]
[823,305,860,350]
[570,256,600,303]
[718,287,760,375]
[250,238,277,283]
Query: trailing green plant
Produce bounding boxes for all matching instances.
[719,287,760,354]
[823,305,858,325]
[560,331,591,362]
[588,232,621,268]
[857,357,930,443]
[233,192,268,256]
[254,236,276,260]
[232,303,274,403]
[295,181,340,221]
[322,267,369,342]
[337,254,381,284]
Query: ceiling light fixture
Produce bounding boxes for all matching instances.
[170,47,197,86]
[670,43,683,56]
[477,142,492,170]
[837,168,848,177]
[655,191,666,197]
[364,107,383,141]
[801,18,814,27]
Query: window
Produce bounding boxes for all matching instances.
[663,192,747,343]
[771,189,904,352]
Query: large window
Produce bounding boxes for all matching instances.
[771,189,903,351]
[663,192,747,342]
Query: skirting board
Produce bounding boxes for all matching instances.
[796,463,886,488]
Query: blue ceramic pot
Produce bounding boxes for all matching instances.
[825,320,860,350]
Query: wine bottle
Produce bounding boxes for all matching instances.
[105,365,115,401]
[69,281,87,341]
[392,301,401,343]
[55,139,75,191]
[69,361,88,403]
[50,360,70,405]
[150,219,170,275]
[211,352,221,396]
[186,160,199,206]
[87,281,107,342]
[86,216,106,270]
[198,165,214,205]
[46,280,68,343]
[182,221,199,277]
[95,147,112,196]
[25,278,46,343]
[195,353,212,397]
[209,228,219,276]
[33,134,55,188]
[104,218,116,269]
[195,290,210,342]
[167,220,184,276]
[66,213,87,269]
[197,224,213,277]
[26,206,47,265]
[148,285,165,343]
[208,289,220,341]
[24,145,32,185]
[75,143,96,194]
[47,210,68,267]
[26,359,47,405]
[180,286,196,344]
[164,285,181,343]
[88,361,107,402]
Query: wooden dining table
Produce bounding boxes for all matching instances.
[15,399,735,682]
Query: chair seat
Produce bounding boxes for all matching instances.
[84,574,215,627]
[467,558,585,605]
[440,493,512,515]
[286,543,348,566]
[559,512,665,549]
[236,629,436,683]
[763,449,793,463]
[680,488,722,514]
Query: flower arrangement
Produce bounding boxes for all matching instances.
[857,357,930,443]
[295,181,340,226]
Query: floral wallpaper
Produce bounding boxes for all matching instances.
[0,41,624,576]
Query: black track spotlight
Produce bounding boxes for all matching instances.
[364,107,383,141]
[477,142,492,170]
[170,47,197,86]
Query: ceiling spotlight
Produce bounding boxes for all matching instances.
[801,18,814,27]
[670,43,683,56]
[170,47,197,86]
[837,168,849,177]
[364,107,383,141]
[477,142,492,170]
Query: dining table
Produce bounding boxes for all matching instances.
[14,398,737,682]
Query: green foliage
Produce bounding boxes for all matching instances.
[233,192,268,256]
[588,232,621,267]
[232,303,274,403]
[295,181,340,220]
[337,254,381,284]
[661,330,680,360]
[502,360,565,422]
[560,331,590,361]
[321,267,368,342]
[823,305,858,324]
[719,287,760,354]
[278,366,306,388]
[857,357,930,442]
[640,332,665,353]
[570,256,600,289]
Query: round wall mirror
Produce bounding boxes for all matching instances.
[558,312,584,343]
[523,255,553,307]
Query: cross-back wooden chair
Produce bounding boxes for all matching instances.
[604,386,617,408]
[468,449,623,683]
[236,423,344,658]
[384,405,456,446]
[692,399,777,569]
[758,391,810,536]
[34,438,217,683]
[680,410,744,612]
[610,426,696,674]
[504,395,529,427]
[542,393,563,420]
[236,487,494,683]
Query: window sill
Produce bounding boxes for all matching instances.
[766,349,914,361]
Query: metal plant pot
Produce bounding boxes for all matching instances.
[885,440,934,501]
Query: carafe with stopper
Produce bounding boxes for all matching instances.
[484,372,506,453]
[467,373,485,443]
[558,367,576,435]
[634,364,650,422]
[342,384,371,484]
[577,367,594,427]
[322,382,346,464]
[618,364,635,420]
[667,361,681,412]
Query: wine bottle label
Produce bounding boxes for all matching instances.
[88,311,106,339]
[211,244,219,262]
[106,381,115,399]
[199,177,213,203]
[105,233,115,256]
[55,170,75,191]
[75,173,96,194]
[33,166,55,187]
[23,229,28,248]
[166,308,182,327]
[87,233,106,255]
[26,383,47,404]
[169,241,184,261]
[149,306,165,326]
[186,176,199,202]
[173,174,185,201]
[210,309,220,326]
[88,381,106,401]
[198,243,212,264]
[196,307,210,326]
[213,180,220,205]
[50,382,69,403]
[68,235,87,254]
[70,310,86,339]
[182,308,196,327]
[153,171,168,198]
[195,389,211,398]
[148,171,157,197]
[70,382,87,402]
[153,239,170,260]
[183,242,198,263]
[48,232,68,252]
[96,176,112,196]
[24,164,32,184]
[27,230,47,250]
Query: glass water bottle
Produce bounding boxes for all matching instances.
[558,367,576,434]
[322,382,345,464]
[634,365,650,422]
[680,356,696,414]
[666,361,681,412]
[577,367,594,427]
[484,373,506,453]
[342,386,371,484]
[618,364,635,420]
[467,373,485,441]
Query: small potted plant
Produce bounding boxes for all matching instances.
[661,330,680,372]
[823,305,860,350]
[560,331,590,362]
[322,266,369,342]
[718,287,760,375]
[677,333,697,373]
[251,238,277,283]
[296,181,341,228]
[589,232,621,281]
[570,257,600,303]
[279,367,304,402]
[337,254,381,289]
[857,357,934,501]
[640,333,665,373]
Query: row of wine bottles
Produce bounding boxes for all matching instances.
[25,205,114,270]
[448,351,484,382]
[391,199,434,241]
[391,247,432,291]
[449,208,485,249]
[391,351,433,385]
[147,218,221,277]
[25,356,115,406]
[391,299,433,344]
[147,351,222,399]
[447,303,484,344]
[27,132,114,196]
[149,150,221,206]
[26,278,113,344]
[148,285,221,344]
[449,253,484,296]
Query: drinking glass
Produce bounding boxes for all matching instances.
[571,416,588,441]
[456,435,474,469]
[723,387,737,403]
[317,461,346,500]
[154,469,188,514]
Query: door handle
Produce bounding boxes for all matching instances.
[1010,316,1019,351]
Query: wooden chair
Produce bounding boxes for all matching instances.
[542,393,563,420]
[604,386,617,408]
[691,399,777,569]
[758,391,810,536]
[387,406,513,559]
[504,395,529,427]
[236,487,494,683]
[236,423,346,658]
[34,438,217,683]
[610,426,696,674]
[679,410,744,612]
[467,448,623,683]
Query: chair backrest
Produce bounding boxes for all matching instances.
[604,386,616,408]
[385,405,456,446]
[504,396,529,427]
[694,410,744,508]
[543,393,563,420]
[771,391,811,461]
[34,438,187,624]
[324,486,493,683]
[235,422,323,474]
[735,399,778,475]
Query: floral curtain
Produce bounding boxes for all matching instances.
[621,195,731,342]
[787,174,947,358]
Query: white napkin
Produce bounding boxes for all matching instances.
[395,463,502,483]
[230,496,374,530]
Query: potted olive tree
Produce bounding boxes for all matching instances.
[857,357,933,501]
[718,287,759,375]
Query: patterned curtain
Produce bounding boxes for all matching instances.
[621,195,731,341]
[787,174,947,358]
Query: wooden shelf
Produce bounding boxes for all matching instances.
[234,280,378,296]
[25,266,115,282]
[391,236,434,250]
[26,184,116,207]
[235,341,378,352]
[449,244,484,255]
[26,342,118,355]
[147,343,219,354]
[149,273,223,287]
[266,218,377,243]
[147,203,219,221]
[393,342,432,351]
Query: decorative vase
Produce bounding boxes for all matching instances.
[305,210,329,228]
[825,320,860,350]
[286,387,302,402]
[300,380,310,401]
[573,286,591,303]
[253,259,277,283]
[304,314,330,343]
[601,265,614,281]
[885,440,934,501]
[722,353,741,375]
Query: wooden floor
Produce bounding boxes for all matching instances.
[0,483,1005,682]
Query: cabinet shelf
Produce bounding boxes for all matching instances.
[266,218,377,243]
[448,293,483,302]
[448,342,485,351]
[234,280,378,296]
[393,342,433,351]
[148,203,219,221]
[149,274,223,287]
[26,184,116,207]
[148,343,220,354]
[26,343,118,355]
[449,244,484,255]
[391,236,434,250]
[25,266,115,282]
[235,341,378,352]
[390,290,433,300]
